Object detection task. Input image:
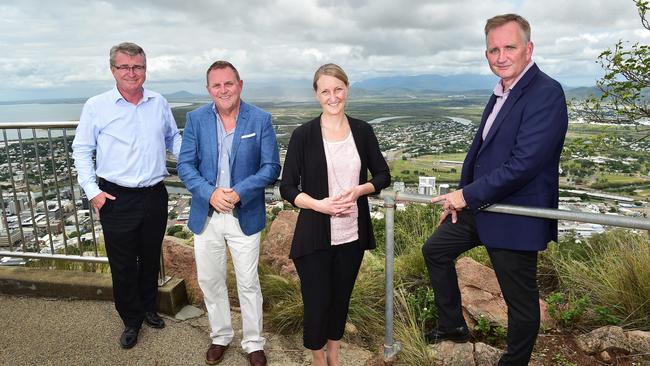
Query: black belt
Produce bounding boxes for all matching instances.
[98,178,163,193]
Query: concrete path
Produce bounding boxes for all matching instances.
[0,295,374,366]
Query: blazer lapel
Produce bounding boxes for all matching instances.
[203,105,219,181]
[480,89,522,150]
[475,94,496,143]
[479,64,539,152]
[230,101,249,168]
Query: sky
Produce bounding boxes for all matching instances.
[0,0,647,101]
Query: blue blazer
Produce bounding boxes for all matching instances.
[177,101,281,235]
[460,64,568,251]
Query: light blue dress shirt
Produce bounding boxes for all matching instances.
[213,103,235,189]
[72,87,182,200]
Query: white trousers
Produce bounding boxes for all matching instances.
[194,212,265,353]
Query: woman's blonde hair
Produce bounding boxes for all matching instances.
[312,63,349,91]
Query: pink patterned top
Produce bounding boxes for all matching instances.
[323,132,361,245]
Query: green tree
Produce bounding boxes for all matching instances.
[572,0,650,139]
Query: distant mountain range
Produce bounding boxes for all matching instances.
[352,74,499,91]
[0,73,599,104]
[163,72,601,102]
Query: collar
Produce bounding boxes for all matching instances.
[111,86,153,104]
[493,60,535,97]
[211,101,244,120]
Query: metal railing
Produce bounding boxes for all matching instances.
[3,123,650,360]
[0,122,169,284]
[379,190,650,361]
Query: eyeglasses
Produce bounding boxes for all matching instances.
[112,64,146,73]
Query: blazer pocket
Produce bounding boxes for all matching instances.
[241,132,256,139]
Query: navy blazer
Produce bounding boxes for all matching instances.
[460,64,568,251]
[177,101,281,235]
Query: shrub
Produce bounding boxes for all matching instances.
[393,203,438,257]
[473,315,507,347]
[405,286,437,330]
[547,229,650,328]
[545,292,589,328]
[167,225,183,236]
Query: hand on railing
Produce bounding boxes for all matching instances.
[431,189,466,224]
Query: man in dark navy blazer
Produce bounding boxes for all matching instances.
[422,14,568,365]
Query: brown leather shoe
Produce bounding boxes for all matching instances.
[205,344,228,365]
[248,350,267,366]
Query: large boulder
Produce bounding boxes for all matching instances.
[162,236,202,306]
[428,341,502,366]
[575,326,629,354]
[576,326,650,357]
[456,257,553,330]
[429,341,476,366]
[474,342,502,366]
[626,330,650,355]
[260,210,298,277]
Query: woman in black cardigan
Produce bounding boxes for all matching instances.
[280,63,390,366]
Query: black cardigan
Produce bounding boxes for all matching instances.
[280,116,391,259]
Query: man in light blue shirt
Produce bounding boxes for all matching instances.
[72,42,182,350]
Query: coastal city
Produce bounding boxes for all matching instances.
[1,110,648,262]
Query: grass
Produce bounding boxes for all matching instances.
[635,188,650,197]
[261,267,304,335]
[261,255,387,347]
[545,230,650,329]
[27,238,110,273]
[389,153,465,183]
[393,289,436,366]
[597,173,650,184]
[260,204,650,364]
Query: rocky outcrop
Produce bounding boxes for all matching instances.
[161,210,300,307]
[474,342,502,366]
[260,210,298,277]
[428,341,501,366]
[162,236,202,306]
[456,257,553,330]
[626,330,650,355]
[576,326,650,359]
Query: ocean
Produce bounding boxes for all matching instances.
[0,102,191,141]
[0,102,84,123]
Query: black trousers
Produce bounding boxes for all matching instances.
[293,241,364,350]
[422,210,539,366]
[99,179,168,328]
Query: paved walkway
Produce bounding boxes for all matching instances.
[0,295,374,366]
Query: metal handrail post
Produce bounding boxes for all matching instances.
[383,193,401,361]
[158,248,171,286]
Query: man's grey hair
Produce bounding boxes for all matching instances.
[485,14,531,43]
[110,42,146,66]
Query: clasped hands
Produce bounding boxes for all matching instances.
[317,186,362,217]
[431,189,466,224]
[210,187,240,213]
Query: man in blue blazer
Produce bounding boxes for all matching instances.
[177,61,280,366]
[422,14,568,365]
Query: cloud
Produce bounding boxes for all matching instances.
[0,0,646,100]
